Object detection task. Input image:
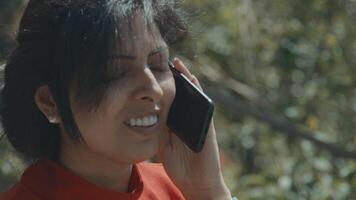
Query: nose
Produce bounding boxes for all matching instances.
[132,66,164,103]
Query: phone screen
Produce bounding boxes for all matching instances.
[167,62,214,152]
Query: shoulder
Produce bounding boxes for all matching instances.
[136,162,185,199]
[1,183,41,200]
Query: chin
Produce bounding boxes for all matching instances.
[124,141,160,164]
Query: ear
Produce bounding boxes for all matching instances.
[34,85,61,124]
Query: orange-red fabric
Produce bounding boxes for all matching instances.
[1,159,185,200]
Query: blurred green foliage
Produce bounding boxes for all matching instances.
[1,0,356,199]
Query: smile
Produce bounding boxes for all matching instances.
[125,115,159,127]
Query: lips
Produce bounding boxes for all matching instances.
[125,114,159,127]
[123,109,163,138]
[124,120,162,140]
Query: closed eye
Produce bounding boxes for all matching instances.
[149,64,170,72]
[100,70,127,85]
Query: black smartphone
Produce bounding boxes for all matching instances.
[167,62,214,152]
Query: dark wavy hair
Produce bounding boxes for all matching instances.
[0,0,187,160]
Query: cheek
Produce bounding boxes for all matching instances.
[161,76,176,106]
[96,82,129,115]
[69,90,124,143]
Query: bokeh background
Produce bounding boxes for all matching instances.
[1,0,356,199]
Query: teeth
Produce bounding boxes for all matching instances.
[127,115,158,127]
[129,118,136,126]
[137,118,142,126]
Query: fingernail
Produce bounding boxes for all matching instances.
[174,57,180,63]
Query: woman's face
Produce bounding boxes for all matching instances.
[63,14,175,164]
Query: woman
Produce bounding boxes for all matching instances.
[0,0,233,199]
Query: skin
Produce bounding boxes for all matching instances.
[35,13,231,200]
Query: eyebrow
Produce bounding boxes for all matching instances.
[110,46,168,60]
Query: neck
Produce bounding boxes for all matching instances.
[58,139,132,192]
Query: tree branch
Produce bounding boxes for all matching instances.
[199,67,356,160]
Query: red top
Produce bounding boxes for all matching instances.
[1,159,185,200]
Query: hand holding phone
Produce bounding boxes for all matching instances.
[167,61,214,152]
[160,60,231,199]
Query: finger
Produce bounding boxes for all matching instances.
[173,57,193,79]
[173,58,203,90]
[190,75,203,90]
